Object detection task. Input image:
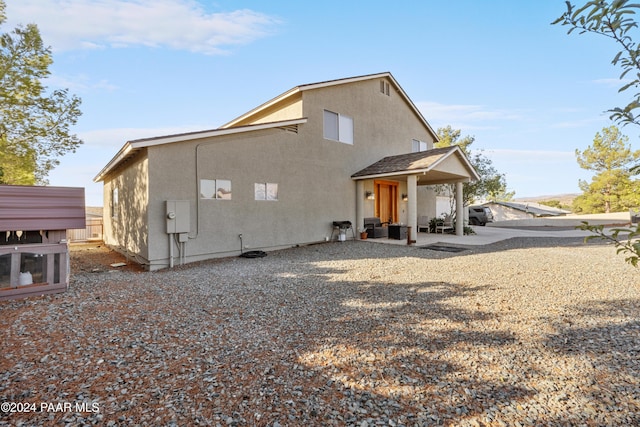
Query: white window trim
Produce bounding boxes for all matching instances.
[255,183,278,201]
[200,179,232,200]
[323,109,353,145]
[412,139,427,153]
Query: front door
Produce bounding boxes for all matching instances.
[374,180,398,224]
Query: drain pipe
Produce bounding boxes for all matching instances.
[169,234,174,268]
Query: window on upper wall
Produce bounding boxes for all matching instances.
[412,139,428,153]
[255,183,278,201]
[200,179,232,200]
[323,110,353,144]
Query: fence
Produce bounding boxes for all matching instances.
[67,218,103,242]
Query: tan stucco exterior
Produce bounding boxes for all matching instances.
[96,73,476,270]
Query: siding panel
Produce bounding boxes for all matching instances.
[0,185,85,231]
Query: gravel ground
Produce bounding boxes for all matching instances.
[1,237,639,426]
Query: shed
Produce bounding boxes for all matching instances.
[0,185,85,300]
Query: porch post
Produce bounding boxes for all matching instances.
[407,175,417,236]
[455,181,464,236]
[356,180,364,238]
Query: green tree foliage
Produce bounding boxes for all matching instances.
[0,0,82,184]
[554,0,640,128]
[435,125,513,206]
[554,3,640,266]
[573,125,640,213]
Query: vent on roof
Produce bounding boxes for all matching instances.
[380,80,390,96]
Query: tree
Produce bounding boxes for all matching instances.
[435,125,512,207]
[554,1,640,266]
[574,125,640,213]
[0,0,82,185]
[553,0,640,128]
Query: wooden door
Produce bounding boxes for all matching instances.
[374,180,398,224]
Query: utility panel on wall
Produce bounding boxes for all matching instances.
[166,200,190,234]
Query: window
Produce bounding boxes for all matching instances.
[111,188,119,219]
[200,179,232,200]
[380,80,390,96]
[412,139,427,153]
[323,110,353,144]
[255,183,278,201]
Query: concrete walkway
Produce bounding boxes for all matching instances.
[359,212,633,247]
[363,225,598,247]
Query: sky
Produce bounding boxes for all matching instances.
[5,0,640,206]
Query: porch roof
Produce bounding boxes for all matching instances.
[351,146,480,184]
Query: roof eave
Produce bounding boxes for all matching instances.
[94,118,308,182]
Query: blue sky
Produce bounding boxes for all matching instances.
[6,0,640,206]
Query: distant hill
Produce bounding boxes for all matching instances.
[514,193,580,209]
[515,194,579,206]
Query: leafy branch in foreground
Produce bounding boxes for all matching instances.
[578,221,640,266]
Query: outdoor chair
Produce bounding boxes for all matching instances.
[435,214,453,234]
[417,215,430,233]
[364,217,388,238]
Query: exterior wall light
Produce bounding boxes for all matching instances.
[402,194,408,201]
[365,191,375,200]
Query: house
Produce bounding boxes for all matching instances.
[484,201,570,221]
[0,185,85,300]
[94,72,479,270]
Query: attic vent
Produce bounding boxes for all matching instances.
[278,124,299,134]
[380,80,390,96]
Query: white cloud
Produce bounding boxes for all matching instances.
[592,77,627,88]
[417,101,525,130]
[5,0,281,54]
[79,125,210,149]
[484,148,575,162]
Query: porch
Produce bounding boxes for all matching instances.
[352,146,480,238]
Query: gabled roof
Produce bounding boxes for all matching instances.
[93,118,306,182]
[95,72,437,183]
[351,146,480,182]
[220,72,438,141]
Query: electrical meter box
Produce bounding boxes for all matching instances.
[166,200,190,234]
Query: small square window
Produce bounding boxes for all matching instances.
[255,183,278,201]
[201,179,232,200]
[412,139,427,153]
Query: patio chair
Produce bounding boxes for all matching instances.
[364,217,388,238]
[435,214,453,234]
[417,216,430,233]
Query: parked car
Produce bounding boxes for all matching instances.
[468,206,494,226]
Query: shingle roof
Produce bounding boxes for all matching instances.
[351,146,459,178]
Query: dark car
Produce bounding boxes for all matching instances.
[468,206,494,226]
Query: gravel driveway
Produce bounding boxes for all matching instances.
[1,237,639,426]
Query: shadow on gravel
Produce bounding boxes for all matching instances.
[541,299,640,425]
[415,236,613,259]
[1,240,635,426]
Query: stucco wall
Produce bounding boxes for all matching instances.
[102,151,150,262]
[108,76,439,269]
